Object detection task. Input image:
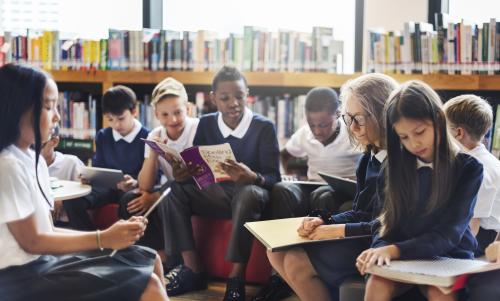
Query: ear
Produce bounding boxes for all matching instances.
[131,106,138,117]
[455,126,466,140]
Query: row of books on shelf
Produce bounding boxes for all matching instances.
[367,13,500,75]
[57,91,98,139]
[0,26,343,73]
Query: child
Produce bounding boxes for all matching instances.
[444,94,500,255]
[271,86,362,219]
[41,129,85,223]
[265,73,398,301]
[0,64,167,301]
[120,77,199,260]
[160,66,280,301]
[64,85,149,230]
[357,81,483,301]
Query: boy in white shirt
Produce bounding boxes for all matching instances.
[41,133,85,182]
[444,94,500,255]
[272,87,362,218]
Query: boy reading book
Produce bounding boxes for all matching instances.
[159,66,280,301]
[444,94,500,256]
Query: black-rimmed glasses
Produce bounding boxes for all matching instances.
[342,113,368,127]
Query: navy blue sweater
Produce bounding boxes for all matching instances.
[92,126,149,179]
[331,152,384,237]
[372,153,483,260]
[193,112,280,190]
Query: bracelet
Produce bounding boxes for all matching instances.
[96,230,104,251]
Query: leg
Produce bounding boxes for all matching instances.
[364,275,397,301]
[153,254,165,284]
[63,196,95,230]
[139,273,169,301]
[269,182,310,219]
[267,250,287,277]
[467,270,500,301]
[281,248,331,301]
[426,286,456,301]
[310,186,349,214]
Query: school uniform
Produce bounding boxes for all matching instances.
[63,119,149,230]
[271,121,362,217]
[0,145,156,301]
[160,108,281,262]
[372,153,483,260]
[302,150,386,297]
[468,144,500,255]
[119,117,199,251]
[48,151,85,181]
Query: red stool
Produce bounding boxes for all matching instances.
[192,216,271,284]
[91,203,119,230]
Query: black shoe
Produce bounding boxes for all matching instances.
[164,264,207,296]
[251,274,293,301]
[223,277,246,301]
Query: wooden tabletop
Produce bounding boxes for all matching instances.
[52,180,92,202]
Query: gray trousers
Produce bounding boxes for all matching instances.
[467,269,500,300]
[269,182,350,219]
[160,181,269,263]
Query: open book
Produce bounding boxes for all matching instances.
[318,171,357,199]
[366,257,500,291]
[143,139,236,189]
[245,217,369,252]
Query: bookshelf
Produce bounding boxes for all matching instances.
[51,70,500,91]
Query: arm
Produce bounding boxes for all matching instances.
[394,159,483,259]
[257,122,281,189]
[92,131,106,168]
[280,148,294,175]
[138,151,159,191]
[470,218,481,236]
[8,214,146,254]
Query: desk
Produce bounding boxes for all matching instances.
[52,180,92,201]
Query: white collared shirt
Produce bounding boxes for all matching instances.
[286,121,362,180]
[468,144,500,230]
[417,158,434,169]
[112,119,143,143]
[48,151,85,181]
[144,117,199,181]
[217,107,254,139]
[372,150,387,163]
[0,145,53,269]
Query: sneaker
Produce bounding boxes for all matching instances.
[164,264,207,296]
[223,277,246,301]
[251,274,293,301]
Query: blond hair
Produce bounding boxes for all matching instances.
[444,94,493,141]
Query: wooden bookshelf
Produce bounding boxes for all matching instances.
[50,70,500,93]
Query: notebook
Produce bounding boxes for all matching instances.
[317,171,357,199]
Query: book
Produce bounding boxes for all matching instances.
[180,143,237,189]
[81,166,124,188]
[245,217,369,252]
[142,139,236,189]
[317,171,357,199]
[366,257,500,290]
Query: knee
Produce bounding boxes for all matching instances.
[426,286,446,300]
[234,185,266,213]
[365,275,395,300]
[146,273,166,296]
[282,251,308,282]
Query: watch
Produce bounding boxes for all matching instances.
[253,172,264,186]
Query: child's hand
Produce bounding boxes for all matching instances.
[297,217,324,237]
[485,241,500,262]
[219,159,256,184]
[356,245,401,275]
[308,224,346,240]
[51,201,64,221]
[79,174,91,185]
[172,160,199,182]
[101,219,146,250]
[117,175,138,192]
[126,191,158,215]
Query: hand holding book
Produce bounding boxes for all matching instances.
[356,245,401,275]
[219,159,257,184]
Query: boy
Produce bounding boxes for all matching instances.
[160,66,280,301]
[120,77,199,260]
[444,94,500,255]
[64,85,149,230]
[255,87,362,301]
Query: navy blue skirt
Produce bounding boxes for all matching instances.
[0,245,156,301]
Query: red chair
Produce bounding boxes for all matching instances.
[192,216,272,284]
[91,203,119,230]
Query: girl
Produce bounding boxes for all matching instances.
[357,81,483,301]
[266,73,398,301]
[0,64,168,301]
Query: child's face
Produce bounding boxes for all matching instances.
[211,79,248,128]
[344,96,379,147]
[155,96,187,139]
[393,117,435,163]
[306,111,338,144]
[40,79,60,144]
[105,109,136,136]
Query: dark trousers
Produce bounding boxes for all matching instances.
[62,186,123,231]
[467,269,500,301]
[118,183,169,251]
[474,227,498,257]
[269,182,350,219]
[161,181,269,262]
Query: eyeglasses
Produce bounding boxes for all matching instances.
[342,113,368,127]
